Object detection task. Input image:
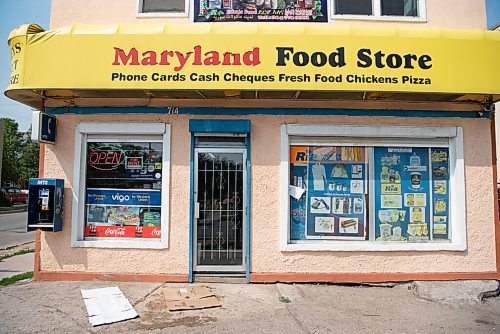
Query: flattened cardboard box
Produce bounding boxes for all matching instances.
[162,286,221,311]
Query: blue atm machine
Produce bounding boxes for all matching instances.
[27,178,64,232]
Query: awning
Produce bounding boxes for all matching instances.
[6,23,500,110]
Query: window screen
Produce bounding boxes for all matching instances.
[381,0,418,16]
[141,0,185,13]
[335,0,373,15]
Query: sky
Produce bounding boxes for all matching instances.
[0,0,51,132]
[0,1,498,131]
[487,0,500,29]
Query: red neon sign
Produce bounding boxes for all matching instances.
[87,145,125,171]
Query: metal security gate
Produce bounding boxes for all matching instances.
[193,145,246,272]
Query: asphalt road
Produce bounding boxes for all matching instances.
[0,211,34,249]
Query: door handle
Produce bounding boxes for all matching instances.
[195,202,200,219]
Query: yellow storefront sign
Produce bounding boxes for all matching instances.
[6,23,500,95]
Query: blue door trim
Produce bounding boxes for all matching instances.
[189,119,251,134]
[188,133,195,283]
[46,107,489,119]
[245,134,251,283]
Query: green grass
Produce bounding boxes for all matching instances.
[0,204,27,212]
[0,248,34,262]
[0,271,33,286]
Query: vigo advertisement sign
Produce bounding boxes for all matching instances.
[86,189,161,206]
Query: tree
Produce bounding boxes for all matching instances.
[1,118,22,185]
[18,126,39,187]
[1,118,39,188]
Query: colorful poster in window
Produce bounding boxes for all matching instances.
[84,189,161,239]
[374,147,450,242]
[194,0,328,22]
[430,148,450,239]
[290,147,307,240]
[84,141,163,239]
[301,146,367,240]
[374,147,429,242]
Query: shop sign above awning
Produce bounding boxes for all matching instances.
[5,23,500,109]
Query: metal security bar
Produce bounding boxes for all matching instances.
[194,149,245,271]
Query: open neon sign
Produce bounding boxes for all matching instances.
[87,145,125,171]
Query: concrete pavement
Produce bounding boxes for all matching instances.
[0,252,34,279]
[0,280,499,333]
[0,209,498,333]
[0,209,35,281]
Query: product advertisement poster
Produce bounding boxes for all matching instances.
[430,148,450,239]
[290,162,307,240]
[85,188,161,238]
[374,147,449,242]
[86,188,161,206]
[194,0,327,22]
[302,146,367,240]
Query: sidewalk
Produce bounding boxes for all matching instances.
[0,252,34,280]
[0,279,499,333]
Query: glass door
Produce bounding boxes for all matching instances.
[194,148,246,272]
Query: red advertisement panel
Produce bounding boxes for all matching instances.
[84,226,161,238]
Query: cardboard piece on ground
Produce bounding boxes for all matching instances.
[81,286,138,326]
[162,286,214,301]
[165,296,222,311]
[162,286,221,311]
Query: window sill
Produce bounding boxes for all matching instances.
[282,241,466,252]
[332,15,427,23]
[72,239,168,249]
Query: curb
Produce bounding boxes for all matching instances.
[0,241,35,251]
[0,208,27,215]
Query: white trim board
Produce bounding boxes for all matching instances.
[71,122,171,249]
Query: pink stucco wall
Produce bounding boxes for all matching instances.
[39,114,497,274]
[48,0,487,30]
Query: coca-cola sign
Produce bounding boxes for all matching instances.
[104,227,126,237]
[151,228,161,237]
[84,226,161,239]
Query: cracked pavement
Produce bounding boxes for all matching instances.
[0,280,499,333]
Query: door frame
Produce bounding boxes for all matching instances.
[188,119,251,283]
[193,147,247,273]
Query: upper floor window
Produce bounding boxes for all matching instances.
[334,0,425,20]
[138,0,188,16]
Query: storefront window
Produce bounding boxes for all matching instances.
[282,125,465,251]
[72,123,170,249]
[84,141,163,240]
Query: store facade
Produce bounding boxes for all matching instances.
[6,14,500,282]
